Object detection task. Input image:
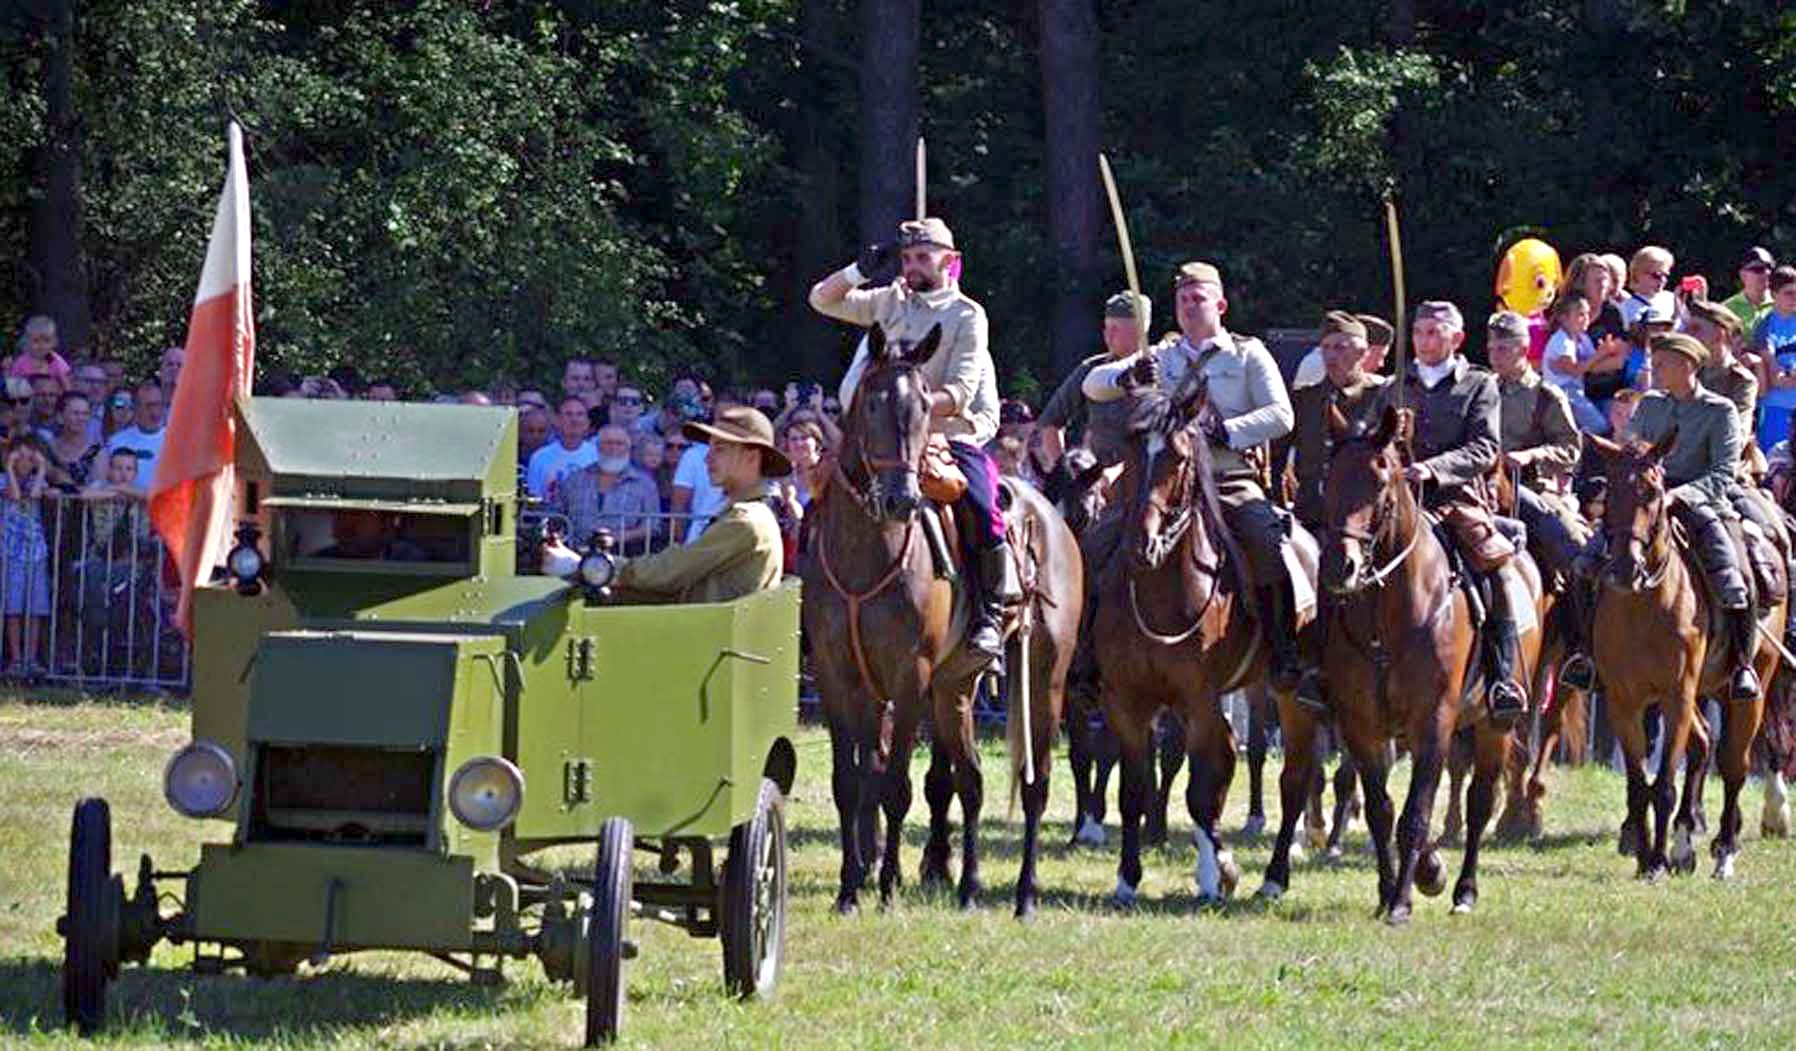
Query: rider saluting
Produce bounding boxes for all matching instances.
[807,218,1015,669]
[1083,262,1301,691]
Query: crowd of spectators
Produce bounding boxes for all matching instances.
[9,239,1792,672]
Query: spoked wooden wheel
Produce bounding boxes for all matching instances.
[584,817,633,1046]
[62,798,120,1034]
[721,778,788,1000]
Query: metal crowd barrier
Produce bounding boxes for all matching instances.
[517,506,723,562]
[0,492,190,692]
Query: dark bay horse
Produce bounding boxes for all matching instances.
[1263,405,1520,921]
[1092,384,1320,907]
[1586,432,1785,879]
[802,324,1082,916]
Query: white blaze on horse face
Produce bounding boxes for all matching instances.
[1195,826,1221,898]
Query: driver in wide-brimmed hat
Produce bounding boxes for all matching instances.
[606,405,789,604]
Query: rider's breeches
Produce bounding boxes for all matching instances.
[1513,485,1581,578]
[1215,473,1287,587]
[1672,498,1751,610]
[948,440,1005,551]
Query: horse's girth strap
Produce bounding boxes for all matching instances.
[817,517,918,710]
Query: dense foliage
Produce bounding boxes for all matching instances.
[6,0,1796,394]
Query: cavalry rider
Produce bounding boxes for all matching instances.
[1398,301,1528,723]
[807,217,1013,667]
[1084,262,1301,690]
[1037,290,1150,471]
[1570,332,1762,702]
[1276,310,1394,709]
[1689,298,1762,470]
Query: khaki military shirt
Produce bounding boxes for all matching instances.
[1280,372,1393,526]
[1084,331,1294,474]
[1629,384,1741,512]
[1401,357,1502,503]
[818,281,999,445]
[1699,359,1758,449]
[1496,368,1581,492]
[1039,351,1136,467]
[614,497,782,604]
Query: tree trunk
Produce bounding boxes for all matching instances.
[1038,0,1102,377]
[857,0,920,245]
[788,0,849,378]
[25,0,91,353]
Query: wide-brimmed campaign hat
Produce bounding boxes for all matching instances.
[682,405,793,478]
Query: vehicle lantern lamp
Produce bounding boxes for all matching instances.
[448,756,526,831]
[163,741,239,818]
[579,549,616,590]
[226,521,265,596]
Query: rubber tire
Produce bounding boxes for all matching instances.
[721,778,788,1000]
[63,797,115,1034]
[584,817,633,1047]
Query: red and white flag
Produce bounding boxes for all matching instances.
[150,122,256,634]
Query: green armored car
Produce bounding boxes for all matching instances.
[57,398,799,1045]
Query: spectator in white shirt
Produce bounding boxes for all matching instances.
[669,394,743,542]
[102,379,167,490]
[525,396,597,500]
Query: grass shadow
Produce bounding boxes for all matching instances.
[0,954,530,1042]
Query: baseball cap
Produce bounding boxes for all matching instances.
[1742,246,1775,272]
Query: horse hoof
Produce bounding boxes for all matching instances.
[1325,844,1345,865]
[1670,828,1697,876]
[1255,881,1285,902]
[1218,851,1241,899]
[1195,892,1226,911]
[1306,827,1330,852]
[1415,851,1447,898]
[834,894,860,916]
[1450,899,1474,916]
[919,862,951,891]
[1288,842,1307,866]
[1713,854,1738,881]
[1241,813,1267,839]
[1075,815,1108,848]
[1617,824,1639,857]
[1014,894,1038,921]
[1111,879,1139,909]
[1762,804,1792,840]
[1383,904,1412,927]
[958,880,982,912]
[1639,863,1669,884]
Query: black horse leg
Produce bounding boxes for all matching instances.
[1115,745,1151,904]
[1067,700,1096,847]
[877,739,915,906]
[855,741,882,884]
[1245,689,1269,836]
[954,738,985,910]
[1453,729,1502,913]
[921,742,954,889]
[830,730,868,914]
[1359,757,1397,916]
[1148,711,1184,847]
[1386,740,1443,925]
[1016,767,1049,918]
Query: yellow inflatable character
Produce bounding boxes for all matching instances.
[1495,237,1562,317]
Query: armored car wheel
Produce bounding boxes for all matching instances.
[721,778,788,1000]
[62,798,120,1034]
[584,817,633,1047]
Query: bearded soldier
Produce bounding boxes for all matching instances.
[1274,310,1394,708]
[807,218,1015,669]
[1084,262,1301,690]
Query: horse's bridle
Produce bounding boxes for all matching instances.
[1125,430,1220,645]
[1601,487,1671,591]
[830,363,932,521]
[1326,474,1421,592]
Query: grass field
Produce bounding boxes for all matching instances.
[5,695,1796,1050]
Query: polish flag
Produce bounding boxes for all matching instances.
[150,122,256,634]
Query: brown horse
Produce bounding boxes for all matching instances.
[1266,405,1520,921]
[1093,383,1320,906]
[1585,432,1785,879]
[802,324,1082,917]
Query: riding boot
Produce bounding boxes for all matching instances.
[1296,606,1329,715]
[967,543,1017,673]
[1728,607,1762,703]
[1558,581,1598,692]
[1483,616,1527,726]
[1259,582,1301,694]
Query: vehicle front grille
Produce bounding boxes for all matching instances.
[251,744,436,846]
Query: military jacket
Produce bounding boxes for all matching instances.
[1629,384,1741,512]
[1281,372,1393,526]
[615,497,783,604]
[1699,359,1758,450]
[1401,357,1502,503]
[1084,330,1294,474]
[1039,351,1135,467]
[1496,368,1580,491]
[820,280,999,445]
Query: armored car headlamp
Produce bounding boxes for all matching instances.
[578,550,616,590]
[163,740,239,818]
[448,756,525,831]
[226,521,265,596]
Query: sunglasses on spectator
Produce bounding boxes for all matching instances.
[613,395,642,406]
[1646,270,1670,281]
[7,397,28,406]
[666,440,689,451]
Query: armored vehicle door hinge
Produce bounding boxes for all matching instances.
[567,636,597,681]
[563,758,594,806]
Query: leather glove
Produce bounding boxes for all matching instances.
[1123,353,1160,390]
[856,242,897,284]
[1196,403,1228,446]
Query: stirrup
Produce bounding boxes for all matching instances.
[1559,653,1595,692]
[1294,670,1328,716]
[1486,679,1527,724]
